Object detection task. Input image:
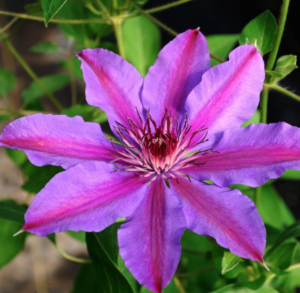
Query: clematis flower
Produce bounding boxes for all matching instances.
[1,29,300,293]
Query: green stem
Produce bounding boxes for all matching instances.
[0,16,18,34]
[260,86,269,124]
[54,242,91,264]
[265,0,290,72]
[96,0,109,13]
[268,84,300,102]
[174,277,186,293]
[1,34,63,111]
[132,3,178,36]
[112,17,126,59]
[0,10,109,24]
[85,3,104,15]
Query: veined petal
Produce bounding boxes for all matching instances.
[173,177,265,262]
[118,177,186,293]
[142,29,210,124]
[0,114,118,169]
[22,162,148,236]
[77,49,144,137]
[183,122,300,187]
[185,45,264,143]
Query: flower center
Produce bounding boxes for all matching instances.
[112,109,214,181]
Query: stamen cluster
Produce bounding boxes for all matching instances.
[112,109,214,181]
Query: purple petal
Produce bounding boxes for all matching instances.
[142,29,210,124]
[173,177,265,262]
[22,162,147,236]
[77,49,144,138]
[185,45,264,144]
[0,114,118,169]
[118,177,186,293]
[183,122,300,187]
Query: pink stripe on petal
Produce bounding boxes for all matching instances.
[173,177,265,262]
[142,29,210,124]
[0,114,118,169]
[183,122,300,187]
[77,49,144,138]
[185,45,264,143]
[23,162,147,236]
[118,178,186,293]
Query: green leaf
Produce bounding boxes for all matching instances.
[0,67,16,96]
[62,104,107,123]
[30,41,60,53]
[24,2,42,14]
[22,74,69,104]
[0,218,27,269]
[206,34,239,66]
[66,230,86,243]
[118,255,138,293]
[71,263,96,293]
[258,185,295,229]
[221,252,242,274]
[242,110,260,127]
[266,220,300,257]
[60,56,83,80]
[267,242,298,270]
[86,231,134,293]
[56,1,113,46]
[280,169,300,180]
[240,10,277,54]
[22,161,63,194]
[0,199,27,225]
[41,0,68,26]
[0,115,10,122]
[272,55,298,83]
[6,149,27,166]
[122,15,160,77]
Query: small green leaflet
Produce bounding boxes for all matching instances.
[221,251,242,274]
[210,284,279,293]
[0,67,16,96]
[240,10,277,55]
[41,0,68,26]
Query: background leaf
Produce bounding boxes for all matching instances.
[122,15,160,77]
[86,231,134,293]
[0,67,16,96]
[22,74,69,104]
[206,34,239,66]
[30,41,60,53]
[0,218,27,269]
[239,10,277,54]
[0,199,27,225]
[41,0,68,25]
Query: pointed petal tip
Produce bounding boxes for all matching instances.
[13,229,25,237]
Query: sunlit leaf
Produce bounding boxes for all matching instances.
[221,252,241,274]
[123,15,160,77]
[240,10,277,54]
[280,169,300,180]
[41,0,68,26]
[66,230,86,243]
[242,110,260,127]
[206,34,239,66]
[258,185,295,229]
